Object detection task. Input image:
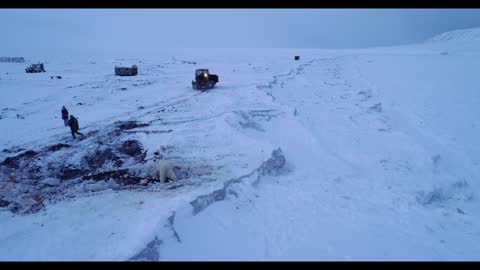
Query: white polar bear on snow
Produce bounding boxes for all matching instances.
[153,160,177,183]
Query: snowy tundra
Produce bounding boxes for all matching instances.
[0,27,480,261]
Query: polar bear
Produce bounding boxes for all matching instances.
[152,159,177,183]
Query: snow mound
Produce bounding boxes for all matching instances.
[423,27,480,52]
[427,27,480,43]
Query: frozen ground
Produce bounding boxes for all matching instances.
[0,27,480,261]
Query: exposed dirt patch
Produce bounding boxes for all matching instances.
[83,148,123,169]
[1,150,38,169]
[59,167,88,180]
[46,143,71,152]
[119,140,143,157]
[116,121,150,130]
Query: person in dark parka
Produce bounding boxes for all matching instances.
[68,115,84,139]
[61,106,69,126]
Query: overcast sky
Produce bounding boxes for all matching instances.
[1,9,480,54]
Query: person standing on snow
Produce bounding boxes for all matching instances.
[61,106,69,127]
[68,115,84,139]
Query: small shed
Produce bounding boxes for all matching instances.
[25,63,45,73]
[115,65,138,76]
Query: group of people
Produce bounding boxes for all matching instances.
[61,106,84,139]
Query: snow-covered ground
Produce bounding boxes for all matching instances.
[1,27,480,261]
